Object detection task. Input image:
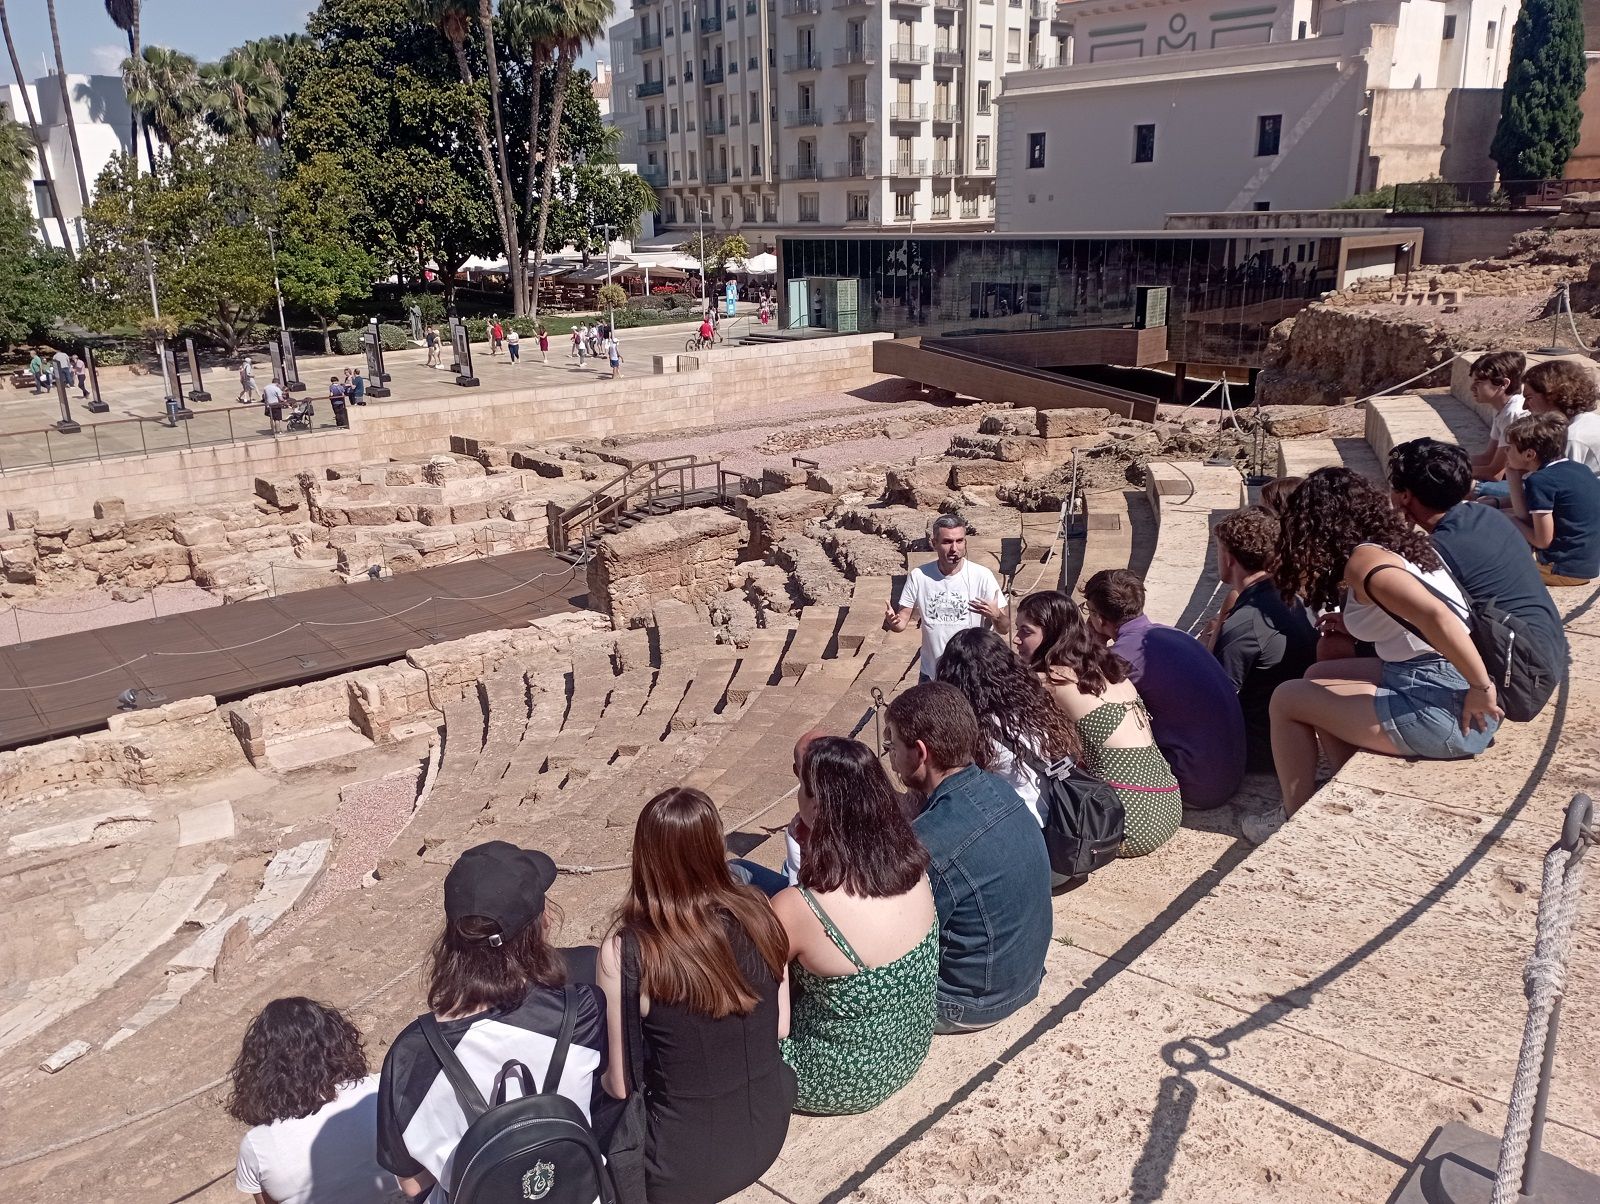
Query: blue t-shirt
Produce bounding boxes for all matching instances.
[1523,458,1600,578]
[1431,502,1566,660]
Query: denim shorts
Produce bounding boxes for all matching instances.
[1374,655,1499,760]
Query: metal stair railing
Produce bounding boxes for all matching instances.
[547,454,727,555]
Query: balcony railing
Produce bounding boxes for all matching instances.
[932,103,959,122]
[888,158,928,176]
[931,158,958,175]
[891,0,929,6]
[889,101,928,120]
[703,64,725,83]
[847,207,872,222]
[637,79,665,97]
[835,102,877,122]
[932,204,951,219]
[634,32,663,51]
[640,127,668,143]
[640,165,667,185]
[834,0,870,7]
[834,158,880,177]
[704,167,730,184]
[784,108,823,126]
[785,161,825,179]
[977,101,992,115]
[798,208,821,223]
[1029,0,1052,15]
[783,51,821,71]
[632,0,659,8]
[1006,51,1021,62]
[960,200,979,218]
[933,47,962,66]
[889,42,929,64]
[703,117,727,134]
[1027,54,1055,68]
[701,14,722,31]
[834,43,878,65]
[783,0,821,13]
[934,0,962,7]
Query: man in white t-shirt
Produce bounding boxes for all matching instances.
[885,513,1008,680]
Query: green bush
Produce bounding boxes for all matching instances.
[92,346,138,366]
[597,283,629,311]
[378,323,411,350]
[404,291,445,324]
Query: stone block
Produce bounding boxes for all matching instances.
[450,502,491,524]
[227,706,267,767]
[384,462,424,486]
[979,408,1039,436]
[950,460,1027,488]
[63,524,92,549]
[1261,405,1331,438]
[762,465,809,491]
[92,497,126,522]
[174,517,227,547]
[1038,407,1116,439]
[422,455,486,485]
[418,504,453,526]
[7,507,38,530]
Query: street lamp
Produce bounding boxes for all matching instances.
[140,237,160,319]
[265,227,288,331]
[694,199,711,307]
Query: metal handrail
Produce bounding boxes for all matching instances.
[547,454,724,553]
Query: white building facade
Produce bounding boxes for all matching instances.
[1,73,143,251]
[993,0,1519,230]
[616,0,1054,234]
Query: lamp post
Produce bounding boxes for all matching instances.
[141,238,160,319]
[266,227,288,331]
[694,200,710,307]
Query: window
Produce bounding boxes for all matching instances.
[750,90,760,120]
[932,191,950,218]
[1252,200,1271,211]
[751,144,762,174]
[848,192,870,220]
[32,180,53,219]
[682,8,691,30]
[665,198,678,223]
[895,191,915,218]
[1256,114,1281,157]
[671,107,679,132]
[977,81,991,114]
[722,196,734,219]
[1442,14,1456,38]
[689,150,698,177]
[1006,28,1021,63]
[743,196,757,221]
[799,193,820,222]
[976,135,990,169]
[1027,132,1046,169]
[1133,123,1155,163]
[978,24,993,59]
[1486,20,1497,47]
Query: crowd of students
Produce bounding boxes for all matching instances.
[223,377,1580,1202]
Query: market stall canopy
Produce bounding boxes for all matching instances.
[621,264,689,280]
[731,251,777,274]
[564,261,633,285]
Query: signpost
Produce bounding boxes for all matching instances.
[450,318,479,387]
[276,330,305,392]
[363,322,392,398]
[82,346,108,413]
[156,338,191,425]
[52,370,79,433]
[184,337,211,402]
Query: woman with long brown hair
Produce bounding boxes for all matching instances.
[1266,467,1502,827]
[596,787,794,1203]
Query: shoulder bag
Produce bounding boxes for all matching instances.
[605,929,651,1204]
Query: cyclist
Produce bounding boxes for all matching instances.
[698,315,714,348]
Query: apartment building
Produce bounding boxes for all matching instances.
[617,0,1054,233]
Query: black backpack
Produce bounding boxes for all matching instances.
[1364,564,1562,723]
[419,988,617,1204]
[1009,739,1126,881]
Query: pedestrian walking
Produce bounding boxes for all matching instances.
[328,375,349,429]
[52,347,71,389]
[425,326,440,368]
[71,354,88,398]
[505,327,520,363]
[573,325,587,365]
[489,316,503,357]
[262,379,285,430]
[236,357,258,403]
[607,332,622,379]
[536,323,549,364]
[27,351,44,393]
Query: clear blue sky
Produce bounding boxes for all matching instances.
[4,1,605,78]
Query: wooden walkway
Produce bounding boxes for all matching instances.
[0,549,583,749]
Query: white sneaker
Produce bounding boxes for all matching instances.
[1240,807,1287,846]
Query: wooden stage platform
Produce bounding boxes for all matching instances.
[0,549,585,750]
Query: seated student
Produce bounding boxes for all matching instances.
[1523,359,1600,474]
[596,788,793,1204]
[1387,436,1568,672]
[1467,350,1527,501]
[1210,507,1318,770]
[1202,476,1301,652]
[1504,411,1600,587]
[377,843,607,1204]
[228,998,398,1204]
[773,736,938,1115]
[883,683,1052,1033]
[1015,590,1183,857]
[1080,569,1247,809]
[1266,468,1504,831]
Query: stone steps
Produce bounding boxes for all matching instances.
[1142,462,1245,633]
[1365,389,1490,465]
[1277,434,1385,482]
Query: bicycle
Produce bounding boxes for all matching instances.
[685,333,721,351]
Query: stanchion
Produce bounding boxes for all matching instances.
[52,372,80,433]
[364,321,392,398]
[184,337,211,402]
[450,317,479,388]
[276,329,305,392]
[82,346,109,413]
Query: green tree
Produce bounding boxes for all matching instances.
[0,119,32,198]
[80,143,276,353]
[277,153,378,351]
[1491,0,1587,182]
[200,52,288,144]
[0,193,77,347]
[104,0,144,172]
[679,232,749,291]
[124,45,202,157]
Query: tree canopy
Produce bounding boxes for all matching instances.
[1491,0,1588,181]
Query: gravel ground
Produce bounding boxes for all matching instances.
[0,583,221,648]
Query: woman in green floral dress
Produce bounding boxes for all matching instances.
[773,736,938,1115]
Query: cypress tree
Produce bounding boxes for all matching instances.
[1490,0,1588,182]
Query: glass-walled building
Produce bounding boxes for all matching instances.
[777,228,1415,365]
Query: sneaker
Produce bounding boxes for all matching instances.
[1240,807,1287,846]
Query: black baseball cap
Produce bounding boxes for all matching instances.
[444,842,557,946]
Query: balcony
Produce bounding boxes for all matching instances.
[784,108,823,126]
[640,127,668,143]
[890,101,928,120]
[749,55,760,70]
[834,0,870,7]
[703,117,727,134]
[700,14,722,31]
[783,50,821,71]
[634,31,663,51]
[889,43,929,65]
[834,43,878,65]
[931,158,958,175]
[1029,0,1053,15]
[785,161,825,180]
[960,200,979,218]
[783,0,821,13]
[632,0,659,7]
[640,165,667,185]
[705,167,730,184]
[637,79,665,97]
[934,0,962,7]
[703,64,724,83]
[932,102,958,122]
[933,47,962,66]
[835,102,877,122]
[1027,54,1055,68]
[888,158,928,176]
[834,158,880,177]
[729,59,739,72]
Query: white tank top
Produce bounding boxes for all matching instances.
[1342,545,1470,663]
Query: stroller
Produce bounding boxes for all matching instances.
[284,398,314,431]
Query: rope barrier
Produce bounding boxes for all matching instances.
[1340,351,1470,408]
[1557,282,1596,353]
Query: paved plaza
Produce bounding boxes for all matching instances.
[0,312,757,473]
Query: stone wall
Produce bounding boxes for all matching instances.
[586,510,745,628]
[1255,305,1455,406]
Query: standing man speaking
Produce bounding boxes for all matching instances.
[885,514,1008,682]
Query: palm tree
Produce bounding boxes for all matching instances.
[199,53,286,143]
[0,118,31,198]
[414,0,524,313]
[103,0,142,169]
[0,1,72,251]
[503,0,557,228]
[125,45,200,157]
[47,0,90,210]
[527,0,614,319]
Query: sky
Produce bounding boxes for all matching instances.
[4,1,605,78]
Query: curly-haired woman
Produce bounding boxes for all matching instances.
[1014,590,1182,858]
[227,997,399,1204]
[1267,467,1503,829]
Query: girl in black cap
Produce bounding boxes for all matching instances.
[375,842,608,1203]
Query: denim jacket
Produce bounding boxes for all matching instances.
[913,764,1052,1027]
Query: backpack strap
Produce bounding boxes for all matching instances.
[619,930,647,1097]
[420,1014,491,1123]
[541,986,576,1096]
[1360,562,1470,643]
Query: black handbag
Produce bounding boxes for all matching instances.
[605,929,650,1204]
[1009,738,1126,881]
